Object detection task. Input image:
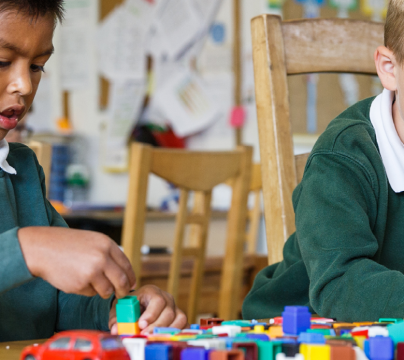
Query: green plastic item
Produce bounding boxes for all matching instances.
[116,296,140,323]
[379,318,404,324]
[307,328,333,335]
[256,340,282,360]
[387,321,404,345]
[221,320,252,327]
[195,334,215,339]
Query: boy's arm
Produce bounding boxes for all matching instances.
[297,153,404,321]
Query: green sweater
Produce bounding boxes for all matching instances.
[243,96,404,322]
[0,143,113,341]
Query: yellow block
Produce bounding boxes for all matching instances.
[300,344,330,360]
[253,325,265,333]
[117,322,140,335]
[353,322,374,326]
[268,326,283,338]
[353,335,367,350]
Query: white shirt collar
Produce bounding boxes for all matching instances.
[370,88,404,192]
[0,139,16,175]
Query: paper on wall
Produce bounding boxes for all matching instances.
[97,1,154,80]
[59,0,93,90]
[102,79,146,170]
[152,70,221,137]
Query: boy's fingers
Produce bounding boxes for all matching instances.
[138,295,168,328]
[91,274,115,299]
[110,323,118,335]
[110,244,136,288]
[168,310,188,330]
[104,259,132,299]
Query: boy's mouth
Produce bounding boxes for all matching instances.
[0,106,25,130]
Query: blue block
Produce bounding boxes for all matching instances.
[190,324,200,330]
[297,332,325,344]
[153,327,181,334]
[181,348,210,360]
[282,306,311,335]
[364,339,370,358]
[368,336,393,360]
[245,334,270,341]
[145,344,172,360]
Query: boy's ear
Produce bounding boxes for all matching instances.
[374,46,397,91]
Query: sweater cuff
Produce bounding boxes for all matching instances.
[0,227,33,293]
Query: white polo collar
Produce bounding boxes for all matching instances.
[370,88,404,193]
[0,139,16,175]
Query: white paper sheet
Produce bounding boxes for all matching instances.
[97,1,154,80]
[59,0,93,90]
[153,69,221,137]
[102,79,146,170]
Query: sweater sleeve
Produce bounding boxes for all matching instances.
[297,152,404,321]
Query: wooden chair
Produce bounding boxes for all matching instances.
[28,140,52,194]
[250,15,383,265]
[121,143,252,322]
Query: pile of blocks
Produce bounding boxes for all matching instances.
[118,297,404,360]
[116,296,141,336]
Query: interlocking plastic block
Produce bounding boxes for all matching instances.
[181,348,211,360]
[281,342,300,357]
[256,340,282,360]
[200,318,224,327]
[326,338,355,347]
[307,328,335,336]
[244,333,270,341]
[233,342,258,360]
[379,318,403,324]
[187,339,227,350]
[276,354,304,360]
[298,332,325,344]
[387,321,404,345]
[282,306,311,335]
[153,327,181,335]
[209,349,244,360]
[368,326,389,337]
[354,346,369,360]
[117,321,140,336]
[300,344,330,360]
[330,345,355,360]
[122,337,147,360]
[116,296,141,323]
[222,320,251,327]
[268,326,284,338]
[397,343,404,360]
[212,325,241,337]
[368,336,393,360]
[145,344,172,360]
[190,324,200,330]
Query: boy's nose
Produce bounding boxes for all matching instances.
[8,66,33,96]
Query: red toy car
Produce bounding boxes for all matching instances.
[20,330,130,360]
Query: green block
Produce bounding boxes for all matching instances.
[379,318,403,324]
[116,296,140,323]
[307,328,333,335]
[195,334,215,339]
[388,321,404,345]
[256,340,282,360]
[222,320,252,327]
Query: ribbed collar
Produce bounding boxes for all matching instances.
[0,139,16,175]
[370,88,403,193]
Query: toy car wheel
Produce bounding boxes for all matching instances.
[23,356,36,360]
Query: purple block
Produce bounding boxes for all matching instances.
[145,344,173,360]
[181,348,210,360]
[369,336,393,360]
[282,306,311,335]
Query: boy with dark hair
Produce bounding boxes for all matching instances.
[0,0,187,341]
[243,0,404,322]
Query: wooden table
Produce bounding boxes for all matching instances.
[0,339,45,360]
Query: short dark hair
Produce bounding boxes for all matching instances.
[0,0,64,23]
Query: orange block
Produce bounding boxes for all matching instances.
[331,345,355,360]
[117,322,140,335]
[268,325,283,338]
[210,350,244,360]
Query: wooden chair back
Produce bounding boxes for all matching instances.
[122,143,252,322]
[28,140,52,194]
[250,15,383,265]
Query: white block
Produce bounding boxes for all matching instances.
[212,325,242,337]
[354,346,370,360]
[122,338,147,360]
[276,353,304,360]
[187,339,227,350]
[368,326,389,337]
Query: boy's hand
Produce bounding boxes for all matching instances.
[18,227,136,299]
[108,285,188,334]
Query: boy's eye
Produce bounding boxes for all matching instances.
[0,61,11,68]
[30,64,45,73]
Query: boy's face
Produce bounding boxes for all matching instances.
[0,10,54,141]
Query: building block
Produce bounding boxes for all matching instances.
[387,321,404,345]
[145,344,172,360]
[244,333,270,341]
[256,340,282,360]
[233,342,258,360]
[122,337,147,360]
[187,339,227,350]
[269,326,284,338]
[330,345,355,360]
[181,348,210,360]
[354,346,370,360]
[352,335,366,350]
[116,296,141,323]
[282,306,311,335]
[368,336,393,360]
[209,349,244,360]
[379,318,403,324]
[368,326,389,337]
[281,342,300,357]
[222,320,251,327]
[298,332,325,344]
[212,325,241,337]
[200,318,223,328]
[307,328,335,336]
[190,324,200,330]
[117,322,140,336]
[300,344,330,360]
[397,343,404,360]
[276,354,304,360]
[153,327,181,335]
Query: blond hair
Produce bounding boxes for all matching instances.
[385,0,404,64]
